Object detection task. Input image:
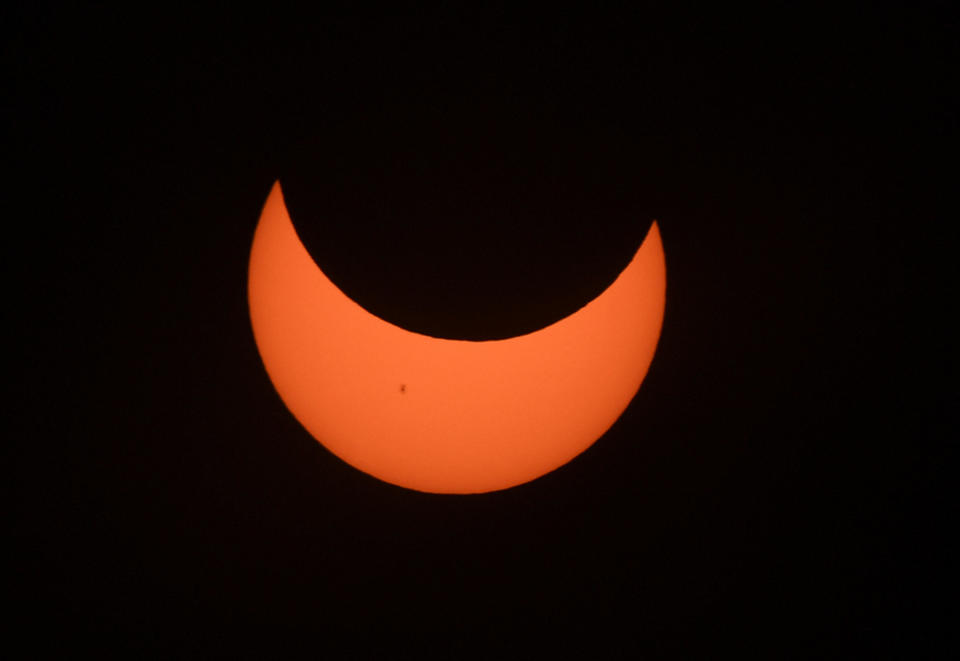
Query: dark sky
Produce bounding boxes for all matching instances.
[7,4,955,656]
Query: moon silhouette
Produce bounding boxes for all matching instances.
[248,181,666,493]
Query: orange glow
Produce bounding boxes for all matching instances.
[248,181,666,493]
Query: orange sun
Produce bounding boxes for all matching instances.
[248,181,666,493]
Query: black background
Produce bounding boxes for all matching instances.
[7,4,955,656]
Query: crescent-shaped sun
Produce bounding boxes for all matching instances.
[248,181,666,493]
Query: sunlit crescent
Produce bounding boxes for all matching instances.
[248,181,666,493]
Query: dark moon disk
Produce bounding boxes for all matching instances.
[279,98,655,340]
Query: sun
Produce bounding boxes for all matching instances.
[248,181,666,493]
